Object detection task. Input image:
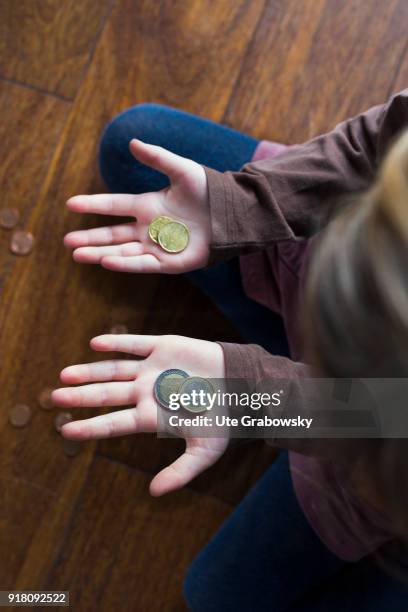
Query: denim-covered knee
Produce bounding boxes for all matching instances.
[183,544,227,612]
[183,552,210,611]
[98,103,172,193]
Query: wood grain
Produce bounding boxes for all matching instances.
[224,0,408,142]
[1,0,408,605]
[0,0,264,596]
[0,0,112,99]
[44,456,231,612]
[0,81,68,286]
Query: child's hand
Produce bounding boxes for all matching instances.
[64,140,211,274]
[52,334,227,496]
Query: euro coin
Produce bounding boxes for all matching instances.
[0,208,20,229]
[148,216,173,244]
[158,221,189,253]
[179,377,215,413]
[9,404,32,427]
[154,368,189,409]
[10,230,34,255]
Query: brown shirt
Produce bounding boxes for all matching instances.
[204,89,408,462]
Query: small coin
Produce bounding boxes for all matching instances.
[54,412,73,432]
[63,438,81,457]
[0,208,20,229]
[110,323,128,334]
[38,387,54,411]
[154,368,189,409]
[10,230,35,255]
[158,221,189,253]
[148,216,174,244]
[179,377,215,413]
[9,404,32,428]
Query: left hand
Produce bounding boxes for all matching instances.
[52,334,228,496]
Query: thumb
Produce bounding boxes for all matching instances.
[129,139,192,182]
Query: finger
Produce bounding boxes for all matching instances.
[73,242,143,264]
[61,403,157,440]
[51,381,136,408]
[60,360,140,384]
[130,139,192,182]
[101,254,162,273]
[66,194,140,217]
[64,222,138,248]
[149,447,216,496]
[90,334,156,356]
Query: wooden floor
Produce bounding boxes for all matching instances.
[0,1,407,610]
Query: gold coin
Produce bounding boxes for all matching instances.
[10,230,34,255]
[0,208,20,229]
[158,221,189,253]
[179,377,215,413]
[148,216,173,244]
[9,404,32,427]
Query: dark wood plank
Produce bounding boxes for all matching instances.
[0,0,112,99]
[0,81,69,284]
[391,41,408,93]
[0,0,265,590]
[44,456,231,612]
[0,80,95,593]
[224,0,408,142]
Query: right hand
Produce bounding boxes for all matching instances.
[64,139,211,273]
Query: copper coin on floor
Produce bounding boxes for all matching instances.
[38,387,54,411]
[54,412,73,432]
[110,323,128,334]
[10,230,35,255]
[0,208,20,229]
[63,438,81,457]
[9,404,32,428]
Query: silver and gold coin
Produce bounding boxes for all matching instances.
[154,368,189,409]
[179,376,215,413]
[148,216,173,244]
[157,220,189,253]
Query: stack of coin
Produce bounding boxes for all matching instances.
[148,216,189,253]
[154,370,214,414]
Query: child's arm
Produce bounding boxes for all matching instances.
[206,89,408,263]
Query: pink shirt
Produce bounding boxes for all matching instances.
[239,139,395,561]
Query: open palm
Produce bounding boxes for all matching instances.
[52,334,228,496]
[64,140,211,274]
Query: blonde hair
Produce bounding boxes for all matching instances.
[304,129,408,563]
[305,129,408,378]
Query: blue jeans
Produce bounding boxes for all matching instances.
[99,104,408,611]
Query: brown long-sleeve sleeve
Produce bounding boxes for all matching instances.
[205,89,408,263]
[209,90,408,458]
